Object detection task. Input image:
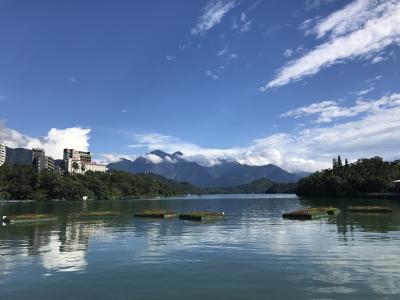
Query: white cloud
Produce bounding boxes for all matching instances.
[144,154,163,164]
[232,12,252,33]
[262,0,400,90]
[352,86,375,96]
[127,92,400,172]
[98,153,138,164]
[165,55,176,61]
[281,93,400,123]
[284,49,294,58]
[304,0,335,11]
[191,0,236,36]
[0,121,90,159]
[205,70,219,80]
[217,48,228,56]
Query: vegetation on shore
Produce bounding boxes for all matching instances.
[0,165,200,201]
[297,156,400,197]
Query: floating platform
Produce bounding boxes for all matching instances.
[134,210,178,219]
[179,211,225,221]
[5,214,58,224]
[348,206,392,213]
[282,207,340,220]
[78,211,121,217]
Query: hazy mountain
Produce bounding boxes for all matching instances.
[107,150,301,187]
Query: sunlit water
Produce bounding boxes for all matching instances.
[1,194,400,299]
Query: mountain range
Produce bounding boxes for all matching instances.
[107,150,307,187]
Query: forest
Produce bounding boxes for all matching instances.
[297,156,400,197]
[0,165,200,201]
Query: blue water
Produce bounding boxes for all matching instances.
[1,194,400,299]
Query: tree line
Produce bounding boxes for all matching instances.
[0,165,200,201]
[297,156,400,197]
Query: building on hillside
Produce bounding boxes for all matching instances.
[0,143,6,167]
[32,148,54,172]
[64,148,107,174]
[64,149,92,164]
[0,143,5,167]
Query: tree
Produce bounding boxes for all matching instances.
[337,155,342,167]
[72,162,80,172]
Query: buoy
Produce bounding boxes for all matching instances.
[2,216,10,224]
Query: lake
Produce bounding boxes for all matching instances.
[1,194,400,299]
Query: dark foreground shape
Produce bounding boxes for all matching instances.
[282,207,340,220]
[348,206,392,213]
[134,210,178,219]
[179,211,225,221]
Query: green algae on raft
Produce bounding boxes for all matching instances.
[8,214,58,223]
[134,210,178,219]
[179,211,225,221]
[78,211,121,217]
[348,206,392,213]
[282,207,340,220]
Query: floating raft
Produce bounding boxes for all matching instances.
[348,206,392,213]
[7,214,58,224]
[179,211,225,221]
[282,207,340,220]
[78,211,121,217]
[134,210,178,219]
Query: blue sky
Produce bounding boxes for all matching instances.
[1,0,400,171]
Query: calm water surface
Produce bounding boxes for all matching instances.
[1,194,400,299]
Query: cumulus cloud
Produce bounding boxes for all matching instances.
[191,0,236,36]
[281,93,400,123]
[262,0,400,90]
[127,92,400,172]
[0,121,90,159]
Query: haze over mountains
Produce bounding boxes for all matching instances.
[107,150,306,187]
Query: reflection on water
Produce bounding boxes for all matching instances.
[1,195,400,299]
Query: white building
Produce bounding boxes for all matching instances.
[64,148,107,174]
[0,143,5,167]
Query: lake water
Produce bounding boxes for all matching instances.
[1,194,400,299]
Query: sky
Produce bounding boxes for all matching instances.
[0,0,400,172]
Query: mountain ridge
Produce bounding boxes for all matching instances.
[107,150,303,187]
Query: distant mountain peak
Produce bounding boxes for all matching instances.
[148,150,170,159]
[172,151,183,157]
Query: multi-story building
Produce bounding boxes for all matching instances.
[64,148,107,174]
[32,148,54,172]
[64,149,92,164]
[0,143,5,167]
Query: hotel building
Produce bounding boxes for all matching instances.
[64,148,107,174]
